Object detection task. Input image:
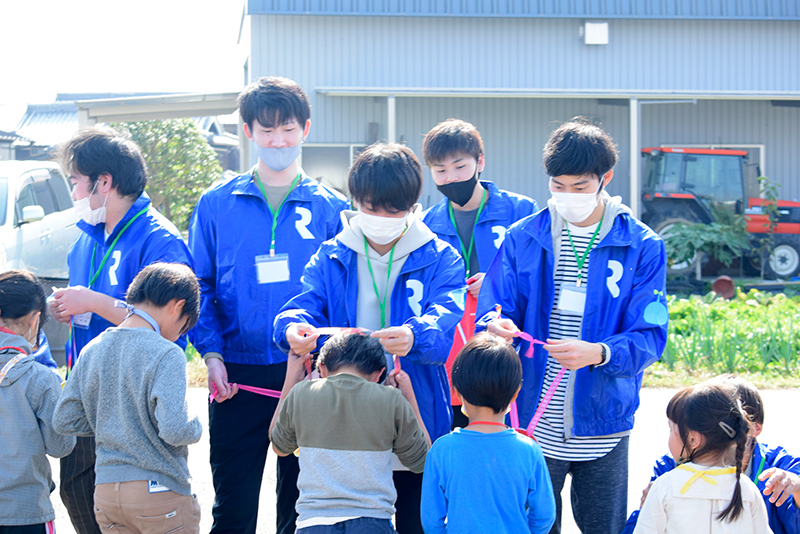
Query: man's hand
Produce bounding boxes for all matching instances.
[206,358,238,403]
[286,323,319,356]
[50,286,98,322]
[372,326,414,357]
[759,467,800,506]
[544,339,603,370]
[467,273,485,299]
[486,318,520,342]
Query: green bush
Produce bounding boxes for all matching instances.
[660,289,800,376]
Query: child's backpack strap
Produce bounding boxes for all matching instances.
[0,347,28,383]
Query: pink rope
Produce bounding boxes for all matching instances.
[510,401,519,430]
[513,331,546,358]
[209,382,282,403]
[525,367,567,436]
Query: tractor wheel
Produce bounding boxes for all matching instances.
[764,235,800,280]
[652,218,700,276]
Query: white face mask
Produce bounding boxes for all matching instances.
[358,210,409,245]
[75,182,109,226]
[550,187,602,224]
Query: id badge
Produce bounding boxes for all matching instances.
[557,282,586,314]
[148,480,170,493]
[256,254,290,284]
[72,312,92,329]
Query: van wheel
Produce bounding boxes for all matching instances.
[765,236,800,279]
[652,218,700,276]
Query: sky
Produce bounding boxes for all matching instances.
[0,0,246,131]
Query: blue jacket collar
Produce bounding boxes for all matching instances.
[522,205,635,253]
[232,167,317,204]
[77,192,151,246]
[425,180,510,236]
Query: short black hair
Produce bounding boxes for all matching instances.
[58,126,148,199]
[0,270,47,343]
[349,143,423,212]
[452,332,522,414]
[318,333,387,382]
[238,76,311,131]
[542,116,618,180]
[422,119,484,166]
[126,263,200,334]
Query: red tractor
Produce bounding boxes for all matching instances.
[640,147,800,279]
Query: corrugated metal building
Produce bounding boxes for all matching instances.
[243,0,800,214]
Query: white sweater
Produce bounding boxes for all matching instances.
[634,461,773,534]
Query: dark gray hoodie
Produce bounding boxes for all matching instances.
[0,330,75,526]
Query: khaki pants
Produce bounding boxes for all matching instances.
[94,481,200,534]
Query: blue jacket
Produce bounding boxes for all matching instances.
[189,171,349,365]
[67,193,192,357]
[476,198,667,437]
[423,180,538,275]
[273,231,466,440]
[622,443,800,534]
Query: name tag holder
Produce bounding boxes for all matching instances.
[256,254,290,284]
[557,282,587,314]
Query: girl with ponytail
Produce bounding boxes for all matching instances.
[633,383,772,533]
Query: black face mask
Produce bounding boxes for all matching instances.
[437,169,479,208]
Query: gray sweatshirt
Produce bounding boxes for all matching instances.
[53,327,202,495]
[0,331,75,526]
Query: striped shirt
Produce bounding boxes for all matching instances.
[533,221,621,461]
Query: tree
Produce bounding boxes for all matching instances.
[113,119,223,230]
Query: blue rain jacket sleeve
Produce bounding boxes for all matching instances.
[189,172,348,365]
[475,209,667,437]
[423,181,538,274]
[66,193,192,357]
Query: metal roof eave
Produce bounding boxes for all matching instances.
[316,87,800,100]
[75,92,240,124]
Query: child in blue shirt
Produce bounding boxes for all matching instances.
[421,332,556,534]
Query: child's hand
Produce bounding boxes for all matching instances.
[639,481,654,508]
[486,318,519,342]
[285,350,312,389]
[286,323,319,356]
[759,467,800,506]
[391,369,417,405]
[372,326,414,357]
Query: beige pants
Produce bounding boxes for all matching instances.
[94,481,200,534]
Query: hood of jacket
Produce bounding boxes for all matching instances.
[338,204,435,260]
[0,329,34,387]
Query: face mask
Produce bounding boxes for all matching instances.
[436,169,478,208]
[358,210,408,245]
[255,142,302,172]
[74,182,109,226]
[550,184,603,224]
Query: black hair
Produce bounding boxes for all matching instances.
[126,263,200,335]
[238,76,311,131]
[0,270,47,345]
[708,375,764,426]
[451,332,522,414]
[317,333,387,383]
[542,116,618,180]
[58,126,148,199]
[422,119,484,166]
[349,143,423,213]
[667,383,751,523]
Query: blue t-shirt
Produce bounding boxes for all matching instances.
[421,428,556,534]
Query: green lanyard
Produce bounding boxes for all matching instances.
[88,206,150,288]
[364,237,397,329]
[565,214,603,288]
[447,188,487,277]
[751,450,766,483]
[253,170,301,257]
